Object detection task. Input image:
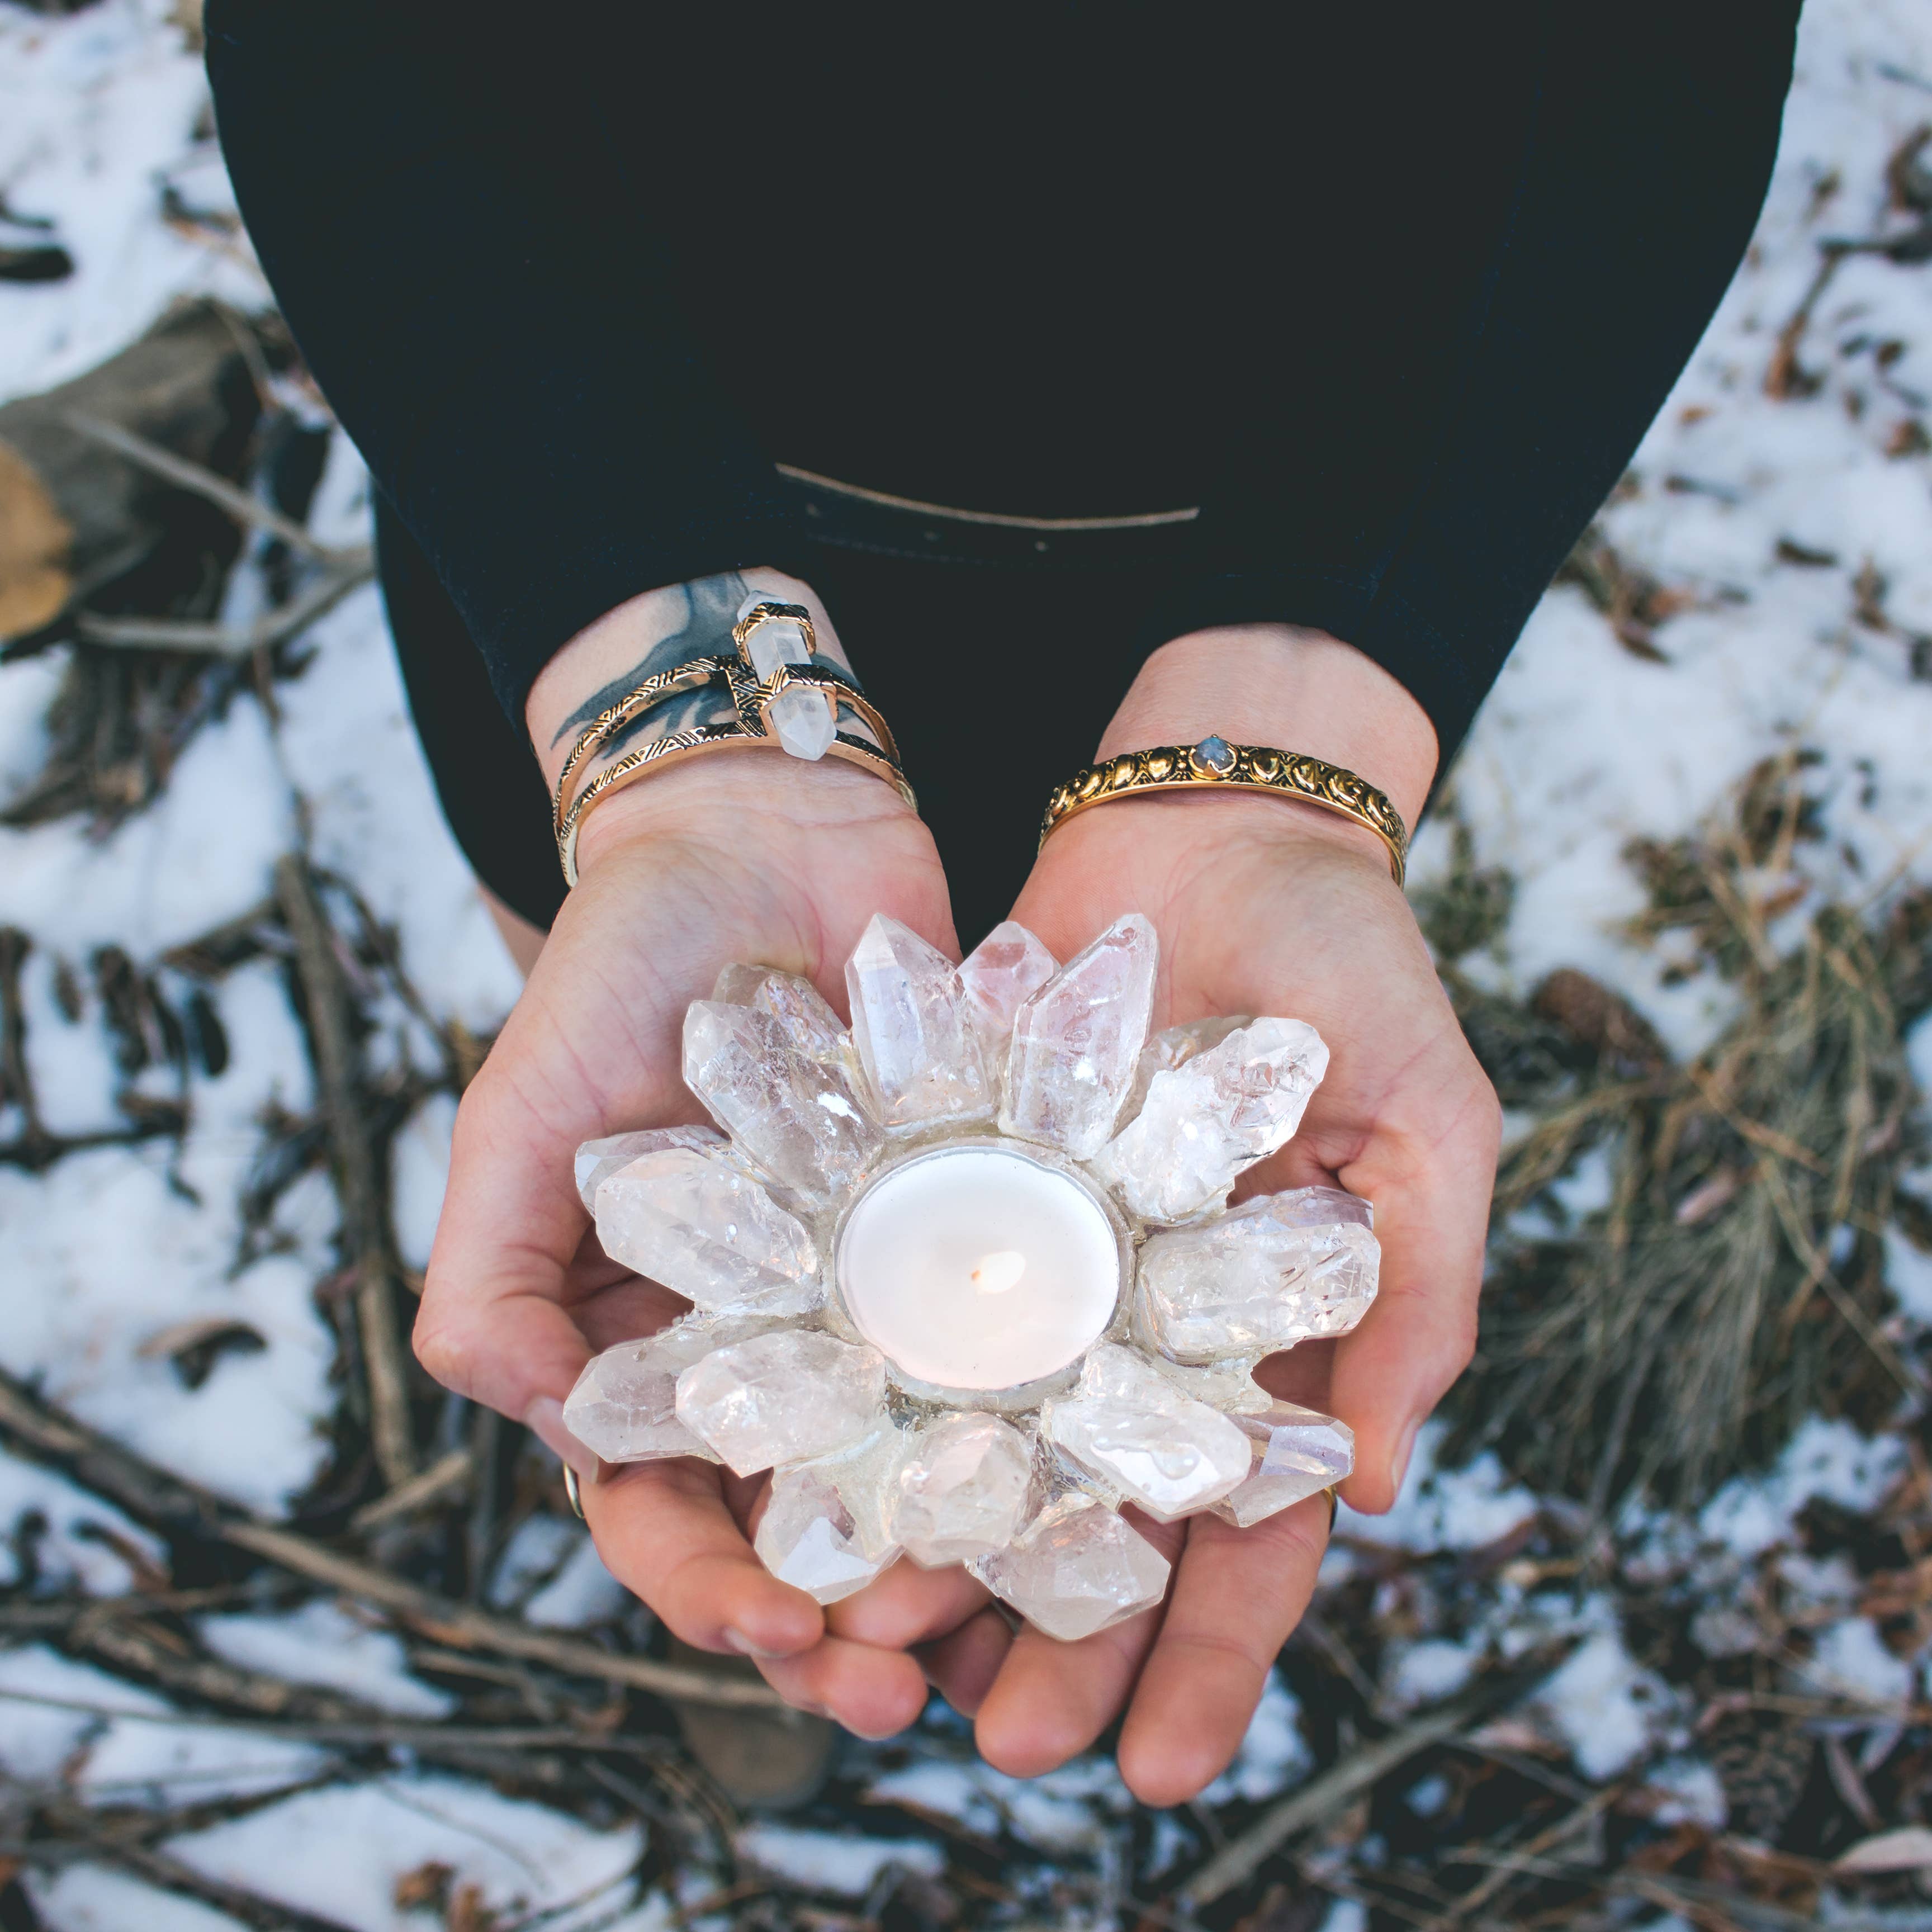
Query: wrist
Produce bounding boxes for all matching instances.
[1100,625,1437,834]
[525,566,845,795]
[570,740,919,882]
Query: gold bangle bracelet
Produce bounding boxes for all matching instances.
[552,604,915,888]
[1039,736,1408,888]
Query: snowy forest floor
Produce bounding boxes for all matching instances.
[6,2,1932,1929]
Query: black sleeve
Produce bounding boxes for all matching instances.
[203,1,804,725]
[1168,5,1800,768]
[207,5,1798,773]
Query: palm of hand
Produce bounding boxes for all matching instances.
[415,765,954,1669]
[418,760,1498,1804]
[817,799,1498,1798]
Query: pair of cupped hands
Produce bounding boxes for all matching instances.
[415,573,1500,1804]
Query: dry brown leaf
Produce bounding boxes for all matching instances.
[1836,1825,1932,1873]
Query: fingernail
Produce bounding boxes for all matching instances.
[722,1627,788,1660]
[523,1396,599,1481]
[1388,1416,1422,1499]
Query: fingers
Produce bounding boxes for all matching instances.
[414,1067,603,1424]
[1116,1494,1329,1806]
[585,1457,823,1659]
[754,1563,993,1735]
[416,865,747,1427]
[755,1635,932,1741]
[1330,1088,1498,1512]
[826,1560,990,1649]
[916,1606,1014,1718]
[972,1513,1185,1778]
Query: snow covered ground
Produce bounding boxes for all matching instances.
[2,1,1931,1926]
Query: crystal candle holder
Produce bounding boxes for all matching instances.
[564,913,1376,1642]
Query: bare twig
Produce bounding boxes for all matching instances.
[274,854,416,1488]
[0,1686,703,1755]
[1177,1659,1569,1908]
[30,1797,361,1932]
[348,1446,472,1533]
[0,1363,784,1711]
[77,558,374,657]
[63,410,352,565]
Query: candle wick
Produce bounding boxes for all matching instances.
[969,1249,1026,1296]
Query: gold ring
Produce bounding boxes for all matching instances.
[564,1461,586,1519]
[1039,737,1407,888]
[1324,1485,1339,1532]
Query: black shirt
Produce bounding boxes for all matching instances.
[205,4,1798,933]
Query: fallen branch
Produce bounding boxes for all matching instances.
[0,1685,699,1755]
[63,413,347,566]
[76,556,373,657]
[1177,1659,1569,1909]
[29,1797,361,1932]
[348,1446,472,1532]
[0,1363,783,1712]
[0,302,266,641]
[274,854,417,1489]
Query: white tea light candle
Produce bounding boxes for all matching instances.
[836,1142,1122,1390]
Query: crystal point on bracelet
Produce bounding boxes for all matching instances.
[593,1147,822,1318]
[846,914,991,1128]
[1137,1186,1379,1363]
[999,913,1157,1159]
[768,683,837,761]
[1095,1016,1330,1223]
[736,593,837,760]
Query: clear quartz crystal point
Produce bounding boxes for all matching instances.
[1115,1016,1249,1129]
[1043,1343,1251,1521]
[755,1460,898,1604]
[845,913,991,1128]
[1095,1016,1331,1223]
[592,1147,822,1317]
[712,963,851,1067]
[973,1490,1170,1641]
[888,1412,1033,1567]
[683,1000,882,1204]
[674,1329,888,1475]
[1211,1401,1355,1528]
[737,592,836,761]
[815,1422,906,1561]
[575,1124,726,1213]
[562,1313,779,1464]
[1137,1186,1380,1364]
[999,913,1158,1160]
[958,923,1058,1079]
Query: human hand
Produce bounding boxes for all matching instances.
[826,625,1499,1800]
[414,570,964,1729]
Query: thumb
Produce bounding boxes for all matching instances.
[414,1058,603,1474]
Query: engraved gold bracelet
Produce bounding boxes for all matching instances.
[552,601,915,888]
[1039,735,1408,888]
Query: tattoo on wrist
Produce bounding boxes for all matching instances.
[548,571,865,769]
